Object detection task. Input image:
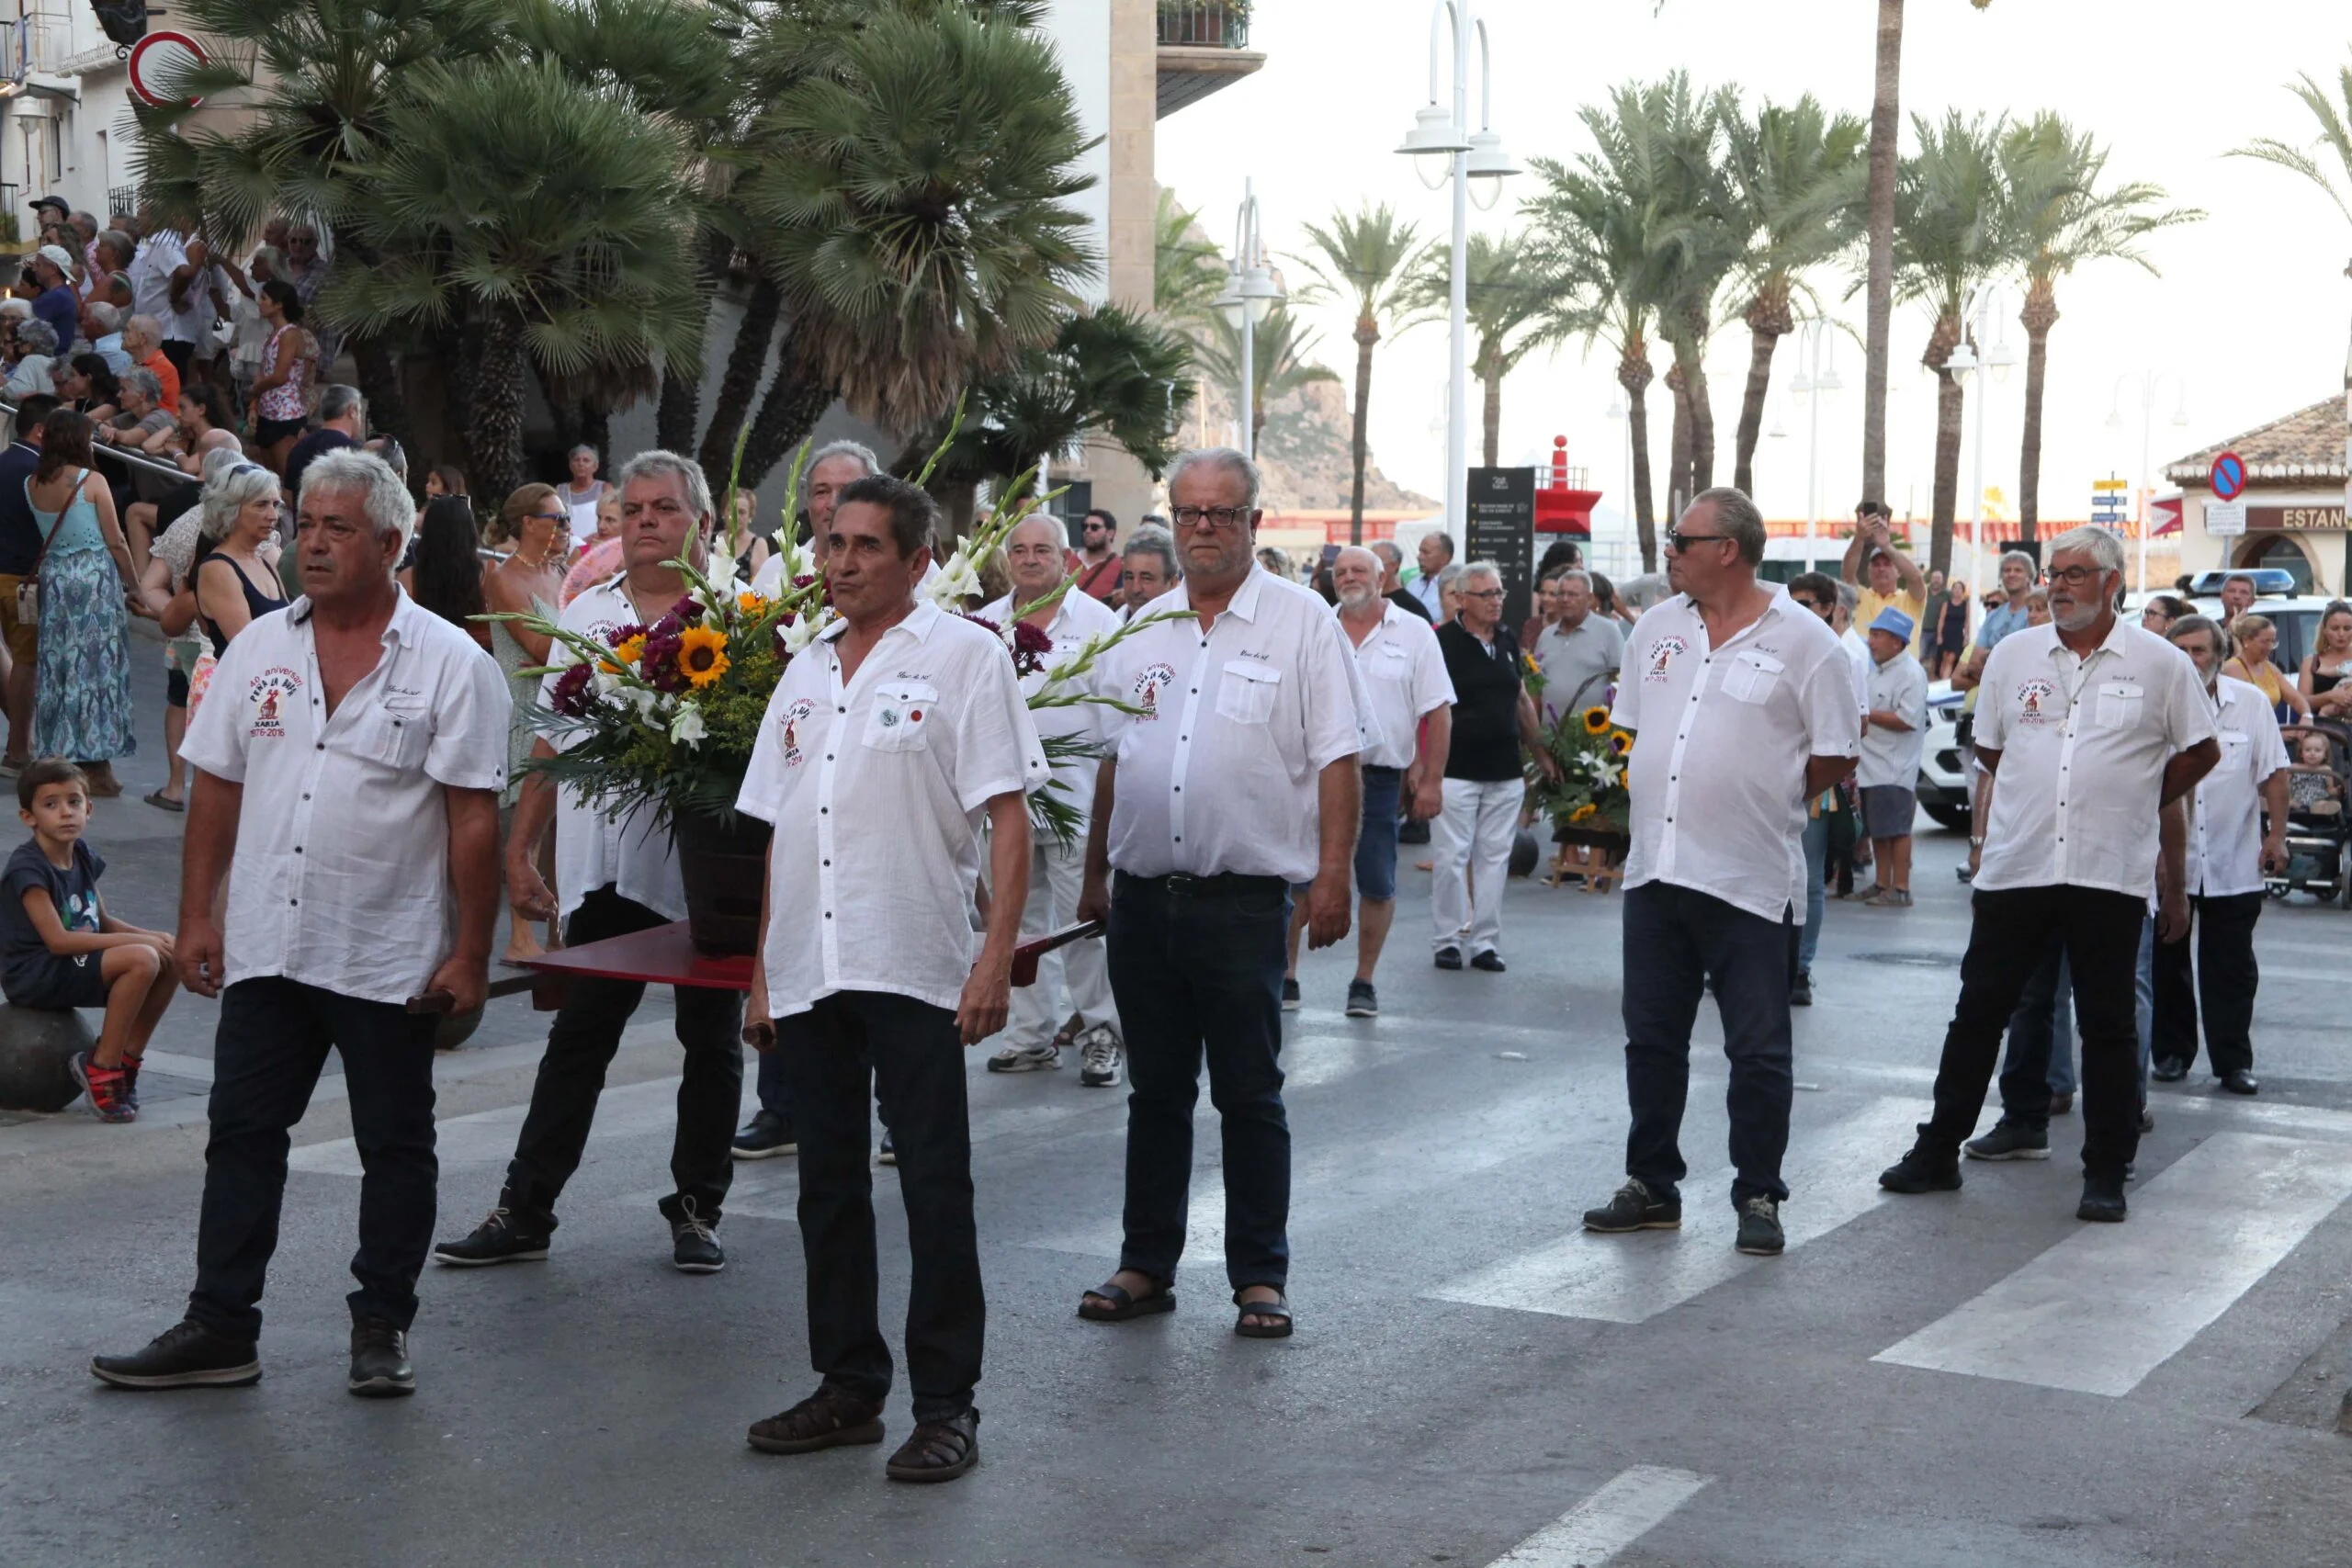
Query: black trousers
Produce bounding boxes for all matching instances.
[1924,886,2143,1181]
[779,989,981,1421]
[189,977,438,1339]
[2152,890,2262,1077]
[1621,881,1794,1207]
[502,887,744,1231]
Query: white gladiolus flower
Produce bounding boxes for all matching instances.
[783,606,835,653]
[669,704,707,747]
[929,552,981,605]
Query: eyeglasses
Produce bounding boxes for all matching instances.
[2047,565,2107,587]
[1171,504,1250,531]
[1460,588,1504,601]
[1664,526,1733,551]
[530,511,569,525]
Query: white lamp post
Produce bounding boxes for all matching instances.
[1786,317,1845,573]
[1396,1,1516,557]
[1944,284,2018,582]
[2105,370,2190,594]
[1210,179,1284,460]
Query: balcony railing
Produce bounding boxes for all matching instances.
[1157,2,1250,49]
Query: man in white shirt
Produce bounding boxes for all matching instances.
[978,513,1125,1084]
[1581,488,1860,1258]
[1407,528,1453,618]
[1857,606,1928,907]
[129,222,210,380]
[1282,545,1453,1018]
[1075,447,1367,1340]
[93,451,508,1397]
[746,439,878,595]
[1531,567,1624,724]
[1118,525,1180,623]
[1883,527,2219,1223]
[1783,572,1863,1005]
[2152,614,2287,1095]
[736,474,1044,1484]
[434,451,749,1277]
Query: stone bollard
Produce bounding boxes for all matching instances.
[0,1004,96,1112]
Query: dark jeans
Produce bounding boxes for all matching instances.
[501,886,743,1231]
[1621,881,1795,1206]
[1826,782,1859,896]
[779,989,979,1421]
[2153,890,2262,1077]
[755,1042,791,1120]
[1108,871,1291,1291]
[1996,946,2071,1130]
[1924,886,2144,1180]
[189,977,438,1339]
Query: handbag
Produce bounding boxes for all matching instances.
[17,468,92,625]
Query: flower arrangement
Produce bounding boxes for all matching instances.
[1523,655,1633,837]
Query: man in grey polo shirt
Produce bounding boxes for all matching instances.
[1531,566,1624,724]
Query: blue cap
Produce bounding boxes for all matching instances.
[1869,605,1916,643]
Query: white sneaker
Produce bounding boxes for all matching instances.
[1077,1025,1124,1088]
[986,1042,1060,1073]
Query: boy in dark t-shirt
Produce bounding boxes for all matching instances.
[2,760,178,1122]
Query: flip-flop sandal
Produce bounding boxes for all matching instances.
[142,790,185,813]
[1232,1289,1294,1339]
[1077,1278,1175,1322]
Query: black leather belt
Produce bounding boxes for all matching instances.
[1120,871,1290,898]
[1363,764,1404,778]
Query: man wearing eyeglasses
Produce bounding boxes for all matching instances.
[1882,527,2218,1224]
[1431,560,1552,973]
[1072,508,1123,604]
[1075,447,1369,1340]
[1580,488,1860,1259]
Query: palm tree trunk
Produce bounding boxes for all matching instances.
[469,308,529,507]
[738,330,841,491]
[1665,360,1692,518]
[1687,354,1717,493]
[1482,350,1502,468]
[2017,280,2058,545]
[699,275,783,478]
[1619,342,1658,571]
[657,366,700,455]
[1930,366,1963,579]
[1733,280,1793,498]
[350,336,411,457]
[1348,317,1378,547]
[1861,0,1905,504]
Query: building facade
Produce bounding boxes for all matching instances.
[2163,396,2352,595]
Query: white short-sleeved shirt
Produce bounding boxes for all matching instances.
[130,229,204,344]
[2186,675,2289,897]
[1346,603,1452,770]
[1611,587,1861,921]
[540,576,687,922]
[179,592,512,1005]
[1973,619,2218,898]
[736,600,1046,1018]
[1859,651,1929,789]
[1841,629,1871,720]
[1093,566,1371,885]
[978,586,1123,820]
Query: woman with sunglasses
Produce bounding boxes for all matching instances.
[483,483,570,962]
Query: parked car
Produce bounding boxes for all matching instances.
[1916,680,1971,831]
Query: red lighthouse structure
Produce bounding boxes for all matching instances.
[1532,435,1601,537]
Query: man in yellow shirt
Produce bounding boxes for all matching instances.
[1839,502,1927,657]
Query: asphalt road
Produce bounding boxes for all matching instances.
[5,690,2351,1568]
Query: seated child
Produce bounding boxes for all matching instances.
[2287,730,2344,824]
[0,760,178,1122]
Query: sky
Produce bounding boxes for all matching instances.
[1154,0,2352,548]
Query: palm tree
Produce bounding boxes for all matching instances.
[1155,189,1228,334]
[1891,109,2015,577]
[1860,0,1994,511]
[328,56,706,502]
[1289,203,1431,545]
[1717,90,1868,498]
[2230,53,2352,523]
[1195,306,1341,453]
[2002,115,2199,542]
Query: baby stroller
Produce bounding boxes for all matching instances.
[2271,720,2352,906]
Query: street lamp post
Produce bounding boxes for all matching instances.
[1786,317,1845,574]
[1395,1,1516,556]
[1942,284,2017,581]
[2105,371,2190,594]
[1210,179,1284,460]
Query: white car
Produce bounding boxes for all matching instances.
[1915,679,1971,831]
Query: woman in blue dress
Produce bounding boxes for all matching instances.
[25,410,138,795]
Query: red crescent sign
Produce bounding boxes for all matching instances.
[128,31,207,108]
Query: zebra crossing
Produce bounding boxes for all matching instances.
[262,1001,2352,1414]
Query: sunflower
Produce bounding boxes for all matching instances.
[612,633,648,667]
[1568,802,1599,824]
[1607,730,1633,756]
[1581,705,1611,734]
[676,624,729,687]
[736,591,767,617]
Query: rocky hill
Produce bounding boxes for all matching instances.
[1192,377,1437,513]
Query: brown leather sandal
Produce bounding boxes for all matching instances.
[747,1385,885,1454]
[885,1407,979,1483]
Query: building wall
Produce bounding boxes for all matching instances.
[2174,488,2346,595]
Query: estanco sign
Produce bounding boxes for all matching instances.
[2246,504,2348,532]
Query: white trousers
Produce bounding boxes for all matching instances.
[1006,834,1119,1048]
[1432,777,1521,955]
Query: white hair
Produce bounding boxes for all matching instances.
[616,448,714,529]
[300,449,415,554]
[1997,548,2036,579]
[807,438,880,477]
[1334,545,1381,575]
[200,459,283,543]
[1457,560,1503,591]
[1010,511,1070,550]
[1166,446,1262,511]
[2047,525,2125,578]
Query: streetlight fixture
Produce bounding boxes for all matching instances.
[1211,178,1285,459]
[1788,316,1843,572]
[2108,369,2191,594]
[1396,0,1515,557]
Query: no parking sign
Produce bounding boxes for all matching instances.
[2210,450,2247,502]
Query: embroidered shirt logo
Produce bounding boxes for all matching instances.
[2016,676,2059,724]
[779,697,815,767]
[1132,661,1178,717]
[1643,636,1688,682]
[248,667,301,739]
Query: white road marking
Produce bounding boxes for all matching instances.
[290,1077,759,1177]
[1487,1466,1713,1566]
[1428,1095,1924,1323]
[1873,1131,2352,1396]
[136,1050,216,1085]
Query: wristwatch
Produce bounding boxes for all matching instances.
[1968,836,1984,849]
